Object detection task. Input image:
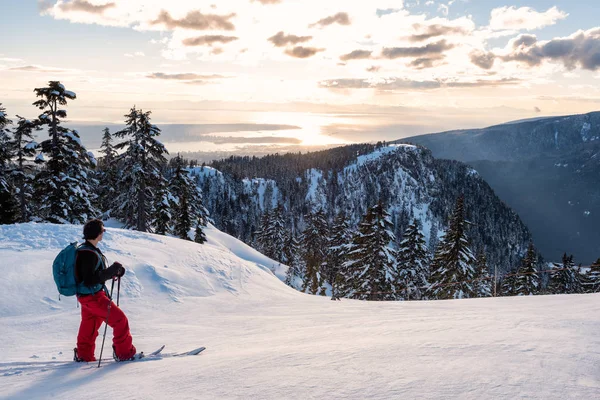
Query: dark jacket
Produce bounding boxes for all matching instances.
[75,241,121,293]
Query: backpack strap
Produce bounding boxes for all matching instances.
[77,243,104,273]
[75,243,107,296]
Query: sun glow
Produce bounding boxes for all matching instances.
[250,111,351,146]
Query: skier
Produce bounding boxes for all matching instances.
[73,219,138,362]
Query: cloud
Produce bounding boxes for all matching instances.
[381,40,454,59]
[410,56,445,69]
[376,8,401,17]
[489,6,568,31]
[124,51,145,57]
[470,50,496,69]
[58,0,116,14]
[512,34,538,48]
[150,9,236,31]
[340,50,372,61]
[182,35,239,46]
[284,46,324,58]
[146,72,227,80]
[534,106,541,113]
[366,65,381,72]
[409,24,468,42]
[268,31,312,47]
[199,135,302,145]
[501,28,600,71]
[7,65,70,73]
[309,12,351,28]
[37,0,55,12]
[251,0,282,4]
[319,77,521,90]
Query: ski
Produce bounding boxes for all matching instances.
[0,346,206,374]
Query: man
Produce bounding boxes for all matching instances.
[73,219,138,362]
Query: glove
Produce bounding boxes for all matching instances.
[109,262,125,278]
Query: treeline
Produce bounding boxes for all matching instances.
[255,196,600,300]
[0,81,207,242]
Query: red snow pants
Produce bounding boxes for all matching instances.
[76,289,136,362]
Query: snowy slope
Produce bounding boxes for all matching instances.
[1,223,599,399]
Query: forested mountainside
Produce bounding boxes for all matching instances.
[198,144,533,275]
[400,111,600,264]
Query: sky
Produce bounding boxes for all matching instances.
[1,0,600,158]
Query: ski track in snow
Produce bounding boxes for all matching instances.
[0,223,599,399]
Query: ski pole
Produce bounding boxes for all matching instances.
[116,276,121,307]
[98,279,115,368]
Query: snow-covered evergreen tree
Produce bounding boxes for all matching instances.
[301,208,329,295]
[327,213,352,299]
[194,223,207,244]
[0,104,17,224]
[428,196,477,299]
[396,219,430,300]
[152,177,173,236]
[255,204,288,263]
[32,82,98,223]
[474,249,493,297]
[549,253,584,294]
[585,258,600,293]
[97,127,118,214]
[270,204,288,263]
[254,210,272,256]
[514,242,540,296]
[9,116,39,222]
[343,203,397,301]
[499,268,518,296]
[169,155,207,241]
[114,107,168,231]
[284,233,304,288]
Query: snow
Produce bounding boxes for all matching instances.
[63,131,82,146]
[24,142,37,150]
[345,145,416,174]
[35,153,45,162]
[305,168,325,205]
[1,223,599,399]
[581,122,591,141]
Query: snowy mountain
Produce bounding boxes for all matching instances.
[1,223,599,399]
[198,144,532,275]
[399,111,600,264]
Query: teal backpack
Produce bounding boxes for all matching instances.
[52,243,103,297]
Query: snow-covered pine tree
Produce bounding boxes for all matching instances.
[32,82,98,223]
[396,219,430,300]
[585,258,600,293]
[499,268,518,296]
[254,209,272,257]
[343,203,397,301]
[270,203,288,263]
[428,195,477,299]
[152,176,173,236]
[284,233,304,288]
[97,127,118,214]
[474,249,493,297]
[0,104,17,224]
[169,155,207,241]
[513,242,540,296]
[9,116,39,222]
[300,208,329,295]
[194,223,207,244]
[327,212,352,299]
[549,253,584,294]
[114,107,168,231]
